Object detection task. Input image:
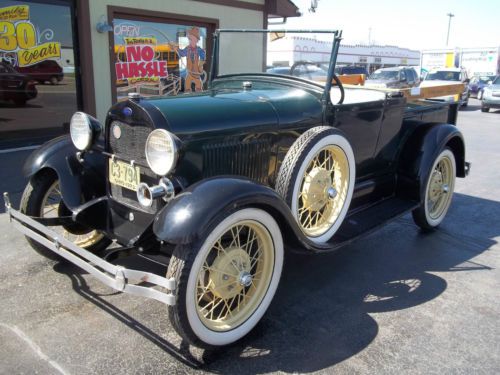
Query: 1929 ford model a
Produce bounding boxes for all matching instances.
[4,30,470,348]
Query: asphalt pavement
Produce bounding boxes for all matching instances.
[0,99,499,374]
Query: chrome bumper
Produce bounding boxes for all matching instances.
[3,192,176,306]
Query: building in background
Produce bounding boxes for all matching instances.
[267,35,420,73]
[0,0,299,147]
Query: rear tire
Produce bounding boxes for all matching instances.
[481,106,490,112]
[20,170,111,261]
[412,148,456,231]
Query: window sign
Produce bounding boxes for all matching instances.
[0,1,77,140]
[113,18,208,101]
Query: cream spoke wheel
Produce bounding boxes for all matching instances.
[194,220,275,331]
[41,180,104,248]
[297,144,349,238]
[167,208,283,347]
[412,148,456,230]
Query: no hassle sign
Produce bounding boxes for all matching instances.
[115,44,168,81]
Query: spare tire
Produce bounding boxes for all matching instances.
[276,126,355,243]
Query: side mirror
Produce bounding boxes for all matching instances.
[464,78,470,84]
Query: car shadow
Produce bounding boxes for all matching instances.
[459,103,481,112]
[46,192,497,373]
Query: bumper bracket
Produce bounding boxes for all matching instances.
[3,192,176,306]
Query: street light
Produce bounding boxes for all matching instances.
[446,12,455,46]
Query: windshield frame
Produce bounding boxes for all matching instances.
[209,28,342,104]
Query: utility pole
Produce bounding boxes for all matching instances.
[446,13,454,46]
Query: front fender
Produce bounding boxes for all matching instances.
[23,135,106,209]
[397,122,466,201]
[153,177,333,253]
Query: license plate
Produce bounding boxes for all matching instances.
[109,159,141,191]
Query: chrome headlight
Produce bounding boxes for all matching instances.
[483,88,492,98]
[70,112,99,151]
[145,129,178,176]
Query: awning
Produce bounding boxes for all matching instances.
[266,0,301,18]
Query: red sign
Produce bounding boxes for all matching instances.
[115,44,167,81]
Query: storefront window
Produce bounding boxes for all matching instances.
[112,18,208,101]
[0,0,77,142]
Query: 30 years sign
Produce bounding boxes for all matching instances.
[0,4,61,67]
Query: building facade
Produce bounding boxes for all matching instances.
[0,0,298,146]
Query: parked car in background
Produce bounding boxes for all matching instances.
[16,60,63,85]
[469,75,496,99]
[420,67,470,107]
[481,75,500,112]
[365,66,420,89]
[0,61,37,106]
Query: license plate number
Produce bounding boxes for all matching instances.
[109,159,141,191]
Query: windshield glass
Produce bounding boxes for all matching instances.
[425,71,460,81]
[493,76,500,85]
[368,70,399,80]
[216,30,338,85]
[478,75,495,84]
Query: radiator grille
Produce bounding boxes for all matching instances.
[108,122,151,166]
[202,139,271,184]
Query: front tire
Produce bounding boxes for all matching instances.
[166,208,284,348]
[412,148,456,231]
[20,170,111,260]
[276,126,355,243]
[481,106,490,112]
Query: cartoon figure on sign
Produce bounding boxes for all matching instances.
[172,27,206,92]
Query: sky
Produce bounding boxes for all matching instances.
[275,0,500,51]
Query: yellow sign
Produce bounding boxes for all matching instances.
[0,5,29,21]
[17,42,61,67]
[124,37,157,45]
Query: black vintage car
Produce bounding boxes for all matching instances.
[4,30,469,348]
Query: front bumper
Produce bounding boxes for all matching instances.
[482,97,500,108]
[3,192,176,306]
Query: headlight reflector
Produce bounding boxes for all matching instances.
[145,129,177,176]
[70,112,93,150]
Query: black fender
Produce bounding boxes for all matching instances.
[397,122,466,201]
[152,177,335,253]
[23,135,106,209]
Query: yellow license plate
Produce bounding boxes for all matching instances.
[109,159,141,191]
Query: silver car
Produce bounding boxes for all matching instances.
[481,76,500,112]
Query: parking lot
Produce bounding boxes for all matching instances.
[0,99,499,374]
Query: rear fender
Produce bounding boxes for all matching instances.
[23,136,106,209]
[397,123,466,201]
[153,177,327,252]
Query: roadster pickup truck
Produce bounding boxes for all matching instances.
[4,29,470,348]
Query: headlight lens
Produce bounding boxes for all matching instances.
[70,112,93,150]
[145,129,177,176]
[483,88,492,98]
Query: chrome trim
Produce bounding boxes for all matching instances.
[3,192,176,306]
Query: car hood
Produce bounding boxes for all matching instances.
[485,84,500,91]
[144,85,323,139]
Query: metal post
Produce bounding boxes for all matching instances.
[446,13,454,46]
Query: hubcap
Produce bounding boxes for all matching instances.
[427,156,454,220]
[297,145,349,237]
[195,221,275,331]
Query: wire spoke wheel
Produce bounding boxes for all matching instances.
[297,145,350,237]
[195,220,274,331]
[412,148,456,230]
[167,208,283,347]
[41,180,104,248]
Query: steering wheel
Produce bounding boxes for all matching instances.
[331,73,345,105]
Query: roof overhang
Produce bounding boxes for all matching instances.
[266,0,301,18]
